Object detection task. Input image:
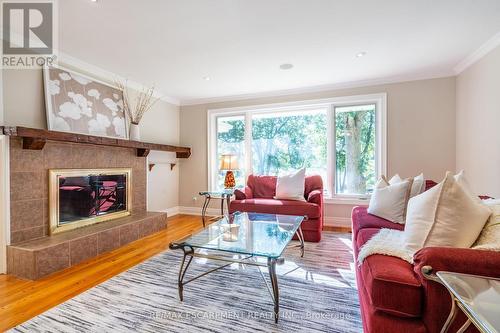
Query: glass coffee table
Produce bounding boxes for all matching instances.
[169,212,305,323]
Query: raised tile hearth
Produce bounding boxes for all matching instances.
[7,211,167,280]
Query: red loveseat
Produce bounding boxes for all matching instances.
[229,174,324,242]
[353,180,500,333]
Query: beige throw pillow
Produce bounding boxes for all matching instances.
[404,172,491,253]
[473,199,500,251]
[389,173,425,198]
[454,170,481,203]
[367,176,413,224]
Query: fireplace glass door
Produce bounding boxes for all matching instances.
[49,169,132,234]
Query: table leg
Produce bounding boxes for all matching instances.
[226,195,231,216]
[441,297,459,333]
[267,258,279,323]
[201,196,211,228]
[220,196,224,215]
[177,246,194,302]
[457,319,471,333]
[296,227,305,258]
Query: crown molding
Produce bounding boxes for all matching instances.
[58,53,180,106]
[179,70,454,106]
[454,31,500,75]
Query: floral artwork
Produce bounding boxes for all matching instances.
[43,66,129,139]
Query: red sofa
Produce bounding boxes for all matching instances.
[353,180,500,333]
[229,174,323,242]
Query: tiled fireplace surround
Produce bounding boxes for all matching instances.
[7,138,168,279]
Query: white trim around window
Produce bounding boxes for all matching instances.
[207,93,387,203]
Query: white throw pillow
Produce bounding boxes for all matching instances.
[367,176,413,224]
[389,173,425,198]
[274,168,306,201]
[454,170,481,203]
[404,172,491,254]
[473,199,500,251]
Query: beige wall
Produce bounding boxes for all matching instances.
[140,97,180,212]
[2,68,181,212]
[456,45,500,198]
[179,77,457,225]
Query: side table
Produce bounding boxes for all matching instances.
[198,189,235,227]
[422,267,500,333]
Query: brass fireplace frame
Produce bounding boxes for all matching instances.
[49,168,132,235]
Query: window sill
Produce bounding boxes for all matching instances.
[324,197,370,205]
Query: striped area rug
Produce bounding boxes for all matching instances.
[11,233,362,333]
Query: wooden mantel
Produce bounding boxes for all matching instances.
[1,126,191,158]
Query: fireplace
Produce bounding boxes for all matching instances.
[49,168,132,235]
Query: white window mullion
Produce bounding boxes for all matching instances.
[207,112,216,191]
[244,112,252,178]
[326,105,335,197]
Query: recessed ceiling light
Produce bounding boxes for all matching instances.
[356,52,367,58]
[203,76,211,81]
[90,0,98,2]
[279,63,294,70]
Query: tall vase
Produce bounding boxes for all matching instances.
[129,123,141,141]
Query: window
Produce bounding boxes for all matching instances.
[334,104,377,196]
[251,109,327,180]
[216,115,246,189]
[208,94,386,200]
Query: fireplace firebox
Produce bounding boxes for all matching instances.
[49,169,132,234]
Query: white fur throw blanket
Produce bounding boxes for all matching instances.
[357,228,414,265]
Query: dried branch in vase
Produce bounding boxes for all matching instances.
[116,80,160,125]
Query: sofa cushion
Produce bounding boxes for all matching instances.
[357,228,423,318]
[231,198,321,219]
[352,206,404,241]
[247,175,277,199]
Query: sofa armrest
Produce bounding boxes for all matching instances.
[307,189,323,205]
[234,189,246,200]
[414,247,500,280]
[235,186,253,200]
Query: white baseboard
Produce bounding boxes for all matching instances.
[151,206,181,217]
[166,206,180,217]
[178,206,221,217]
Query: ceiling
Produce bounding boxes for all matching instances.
[59,0,500,105]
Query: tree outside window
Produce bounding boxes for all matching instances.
[335,105,376,195]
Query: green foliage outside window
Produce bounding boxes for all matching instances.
[216,105,376,195]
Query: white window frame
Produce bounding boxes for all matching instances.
[207,93,387,204]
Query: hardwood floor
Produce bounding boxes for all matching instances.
[0,214,352,331]
[0,214,206,332]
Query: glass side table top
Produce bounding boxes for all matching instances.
[179,212,304,258]
[437,272,500,333]
[198,189,235,197]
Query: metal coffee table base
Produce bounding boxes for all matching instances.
[169,229,305,323]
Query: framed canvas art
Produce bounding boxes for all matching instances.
[43,65,129,139]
